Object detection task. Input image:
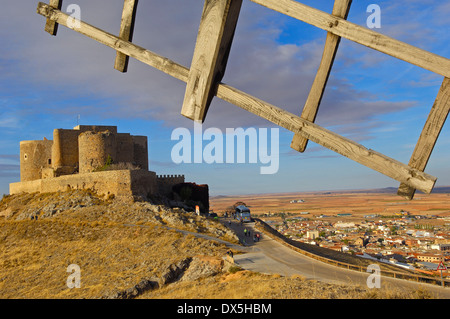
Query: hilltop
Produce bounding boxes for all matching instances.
[0,190,436,299]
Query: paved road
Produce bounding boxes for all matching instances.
[222,218,450,298]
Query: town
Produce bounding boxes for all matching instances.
[261,209,450,277]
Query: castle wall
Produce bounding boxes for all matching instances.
[20,140,53,182]
[10,169,157,200]
[116,133,134,164]
[128,169,158,199]
[132,136,149,170]
[74,125,118,134]
[78,131,117,173]
[10,179,43,194]
[157,175,185,196]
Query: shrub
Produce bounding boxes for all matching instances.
[228,266,243,274]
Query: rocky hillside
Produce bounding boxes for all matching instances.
[0,190,435,299]
[0,190,239,298]
[0,190,238,242]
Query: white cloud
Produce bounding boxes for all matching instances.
[0,113,20,129]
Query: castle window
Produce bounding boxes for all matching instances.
[24,154,28,161]
[48,159,52,165]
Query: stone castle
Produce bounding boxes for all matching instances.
[9,125,191,203]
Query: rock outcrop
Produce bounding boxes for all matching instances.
[103,256,225,299]
[0,190,239,243]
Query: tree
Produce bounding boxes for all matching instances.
[390,226,398,235]
[232,201,247,209]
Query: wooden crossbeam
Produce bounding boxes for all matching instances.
[249,0,450,78]
[291,0,352,153]
[36,2,438,195]
[216,85,436,195]
[44,0,62,35]
[398,77,450,199]
[115,0,139,73]
[37,3,188,82]
[181,0,242,123]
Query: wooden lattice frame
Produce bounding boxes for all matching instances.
[36,0,450,199]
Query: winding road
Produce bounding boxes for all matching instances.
[222,218,450,298]
[130,216,449,297]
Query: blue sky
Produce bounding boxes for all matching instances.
[0,1,449,196]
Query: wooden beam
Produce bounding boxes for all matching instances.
[291,0,352,153]
[398,77,450,199]
[115,0,139,73]
[181,0,242,123]
[36,2,437,194]
[249,0,450,78]
[216,84,436,194]
[37,2,189,82]
[44,0,62,35]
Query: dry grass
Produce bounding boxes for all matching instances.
[142,270,435,299]
[0,191,232,299]
[0,218,230,299]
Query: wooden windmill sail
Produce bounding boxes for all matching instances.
[36,0,450,199]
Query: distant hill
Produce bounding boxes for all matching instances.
[430,186,450,193]
[210,195,231,199]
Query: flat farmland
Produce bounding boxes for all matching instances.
[210,189,450,219]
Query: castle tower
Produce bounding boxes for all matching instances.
[51,128,80,176]
[78,130,117,173]
[20,139,53,182]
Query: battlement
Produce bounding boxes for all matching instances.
[157,174,185,180]
[156,175,185,196]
